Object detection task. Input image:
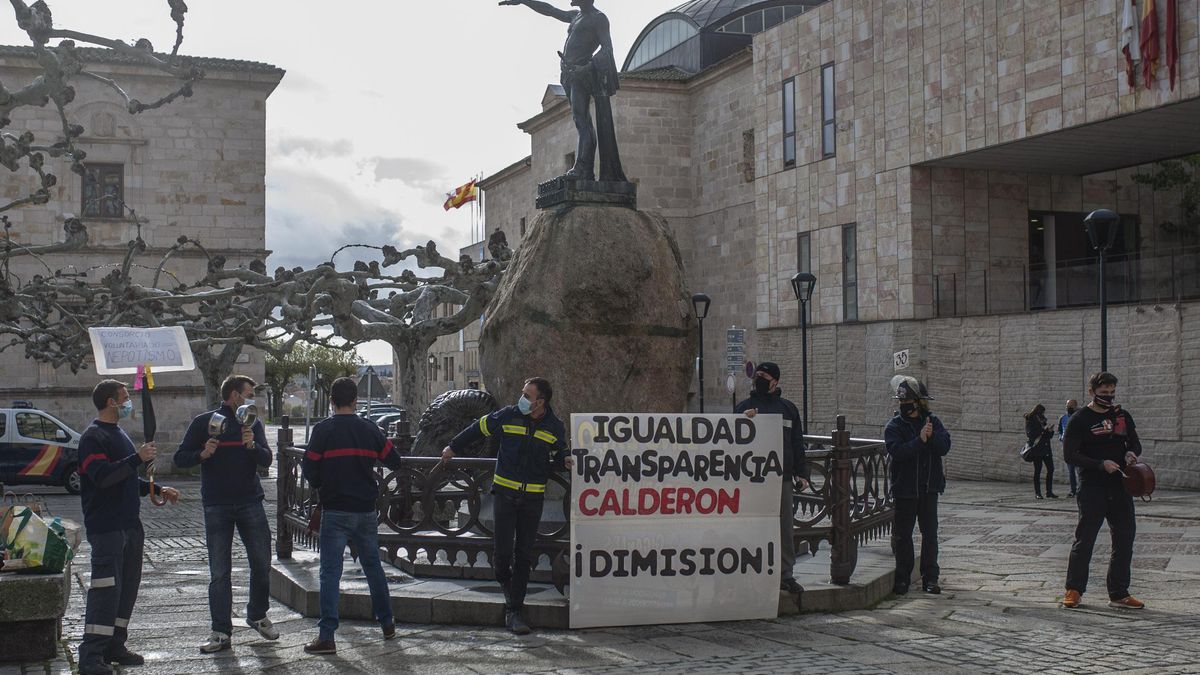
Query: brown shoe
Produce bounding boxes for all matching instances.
[303,638,336,655]
[382,622,396,640]
[1062,589,1082,608]
[1109,595,1145,609]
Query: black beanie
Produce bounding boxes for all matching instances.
[755,362,781,381]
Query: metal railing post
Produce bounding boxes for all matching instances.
[276,415,294,561]
[829,415,857,585]
[934,275,941,317]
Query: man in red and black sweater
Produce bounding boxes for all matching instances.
[301,377,404,655]
[77,379,179,675]
[175,375,277,653]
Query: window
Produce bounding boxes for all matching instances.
[0,413,6,437]
[627,18,699,69]
[821,63,836,158]
[443,357,450,381]
[798,232,812,323]
[782,78,796,168]
[842,224,858,322]
[81,163,124,218]
[449,356,456,378]
[764,6,784,29]
[16,413,65,441]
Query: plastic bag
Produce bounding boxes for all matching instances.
[2,506,73,574]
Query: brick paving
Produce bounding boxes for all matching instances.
[5,473,1200,674]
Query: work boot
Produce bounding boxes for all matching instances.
[506,610,531,636]
[780,578,804,594]
[105,646,145,666]
[79,661,113,675]
[1062,589,1082,608]
[303,637,337,655]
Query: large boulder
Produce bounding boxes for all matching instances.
[480,206,695,420]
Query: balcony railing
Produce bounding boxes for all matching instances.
[934,246,1200,318]
[274,415,893,589]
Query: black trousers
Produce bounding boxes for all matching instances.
[894,493,939,585]
[1033,454,1055,494]
[78,523,144,666]
[493,490,543,612]
[1066,482,1136,599]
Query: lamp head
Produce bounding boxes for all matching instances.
[791,272,817,303]
[691,293,711,320]
[1084,209,1120,252]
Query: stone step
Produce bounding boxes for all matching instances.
[270,539,912,630]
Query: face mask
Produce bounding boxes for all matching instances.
[517,395,534,415]
[753,377,772,396]
[1067,407,1077,415]
[1093,394,1115,409]
[118,399,133,419]
[899,402,918,417]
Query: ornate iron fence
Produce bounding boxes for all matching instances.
[275,414,893,589]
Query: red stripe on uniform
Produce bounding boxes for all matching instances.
[322,448,382,460]
[80,453,108,472]
[379,440,394,459]
[305,451,322,461]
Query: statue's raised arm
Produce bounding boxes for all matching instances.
[498,0,575,23]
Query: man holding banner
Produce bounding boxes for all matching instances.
[78,379,180,675]
[175,375,278,653]
[736,362,809,595]
[441,377,572,635]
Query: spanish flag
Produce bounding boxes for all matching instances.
[443,180,479,211]
[1140,0,1159,88]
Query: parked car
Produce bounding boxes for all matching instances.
[0,401,83,494]
[375,412,408,435]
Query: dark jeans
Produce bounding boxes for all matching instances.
[203,501,272,635]
[78,523,143,666]
[1033,454,1054,495]
[493,489,543,612]
[1067,462,1080,494]
[318,509,393,639]
[894,493,939,586]
[1066,481,1136,600]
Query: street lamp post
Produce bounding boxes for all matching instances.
[365,364,375,412]
[791,272,817,435]
[1085,209,1120,372]
[692,293,711,413]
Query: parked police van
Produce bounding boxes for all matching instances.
[0,401,83,494]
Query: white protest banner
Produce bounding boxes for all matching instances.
[87,326,195,375]
[569,413,783,629]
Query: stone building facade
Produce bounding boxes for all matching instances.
[0,46,283,452]
[474,0,1200,487]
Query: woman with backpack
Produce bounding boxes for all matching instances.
[1025,404,1058,499]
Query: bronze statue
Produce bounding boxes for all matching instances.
[500,0,628,183]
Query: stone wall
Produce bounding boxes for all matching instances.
[753,0,1200,327]
[758,301,1200,489]
[0,54,281,448]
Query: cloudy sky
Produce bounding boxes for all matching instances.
[0,0,682,364]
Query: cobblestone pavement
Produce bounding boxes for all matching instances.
[6,472,1200,674]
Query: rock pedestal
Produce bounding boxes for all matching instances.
[480,206,695,419]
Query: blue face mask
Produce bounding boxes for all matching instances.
[118,399,133,419]
[517,395,534,415]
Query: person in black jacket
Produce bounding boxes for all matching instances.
[1061,371,1144,610]
[735,361,808,595]
[301,377,405,655]
[77,380,179,675]
[884,376,951,595]
[441,377,573,635]
[175,375,277,654]
[1024,404,1058,499]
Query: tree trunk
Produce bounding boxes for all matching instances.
[194,343,243,409]
[391,337,435,419]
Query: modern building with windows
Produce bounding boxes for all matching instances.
[481,0,1200,487]
[0,46,283,444]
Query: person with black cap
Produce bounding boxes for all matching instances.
[736,362,809,596]
[884,375,951,595]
